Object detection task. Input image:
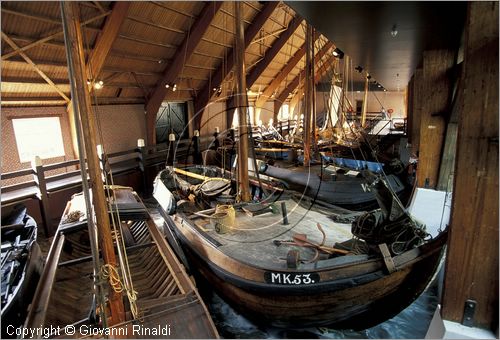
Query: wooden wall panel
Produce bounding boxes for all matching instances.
[441,1,498,330]
[417,50,454,188]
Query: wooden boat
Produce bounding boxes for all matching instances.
[153,165,446,329]
[1,205,42,338]
[259,163,405,211]
[21,4,218,338]
[24,188,219,338]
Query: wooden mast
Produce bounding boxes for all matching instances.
[361,73,369,128]
[303,23,313,166]
[60,1,125,325]
[235,1,251,201]
[310,27,318,159]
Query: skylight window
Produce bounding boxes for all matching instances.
[12,117,65,163]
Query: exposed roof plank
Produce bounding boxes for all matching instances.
[145,1,223,145]
[1,11,110,60]
[194,1,280,126]
[1,31,70,102]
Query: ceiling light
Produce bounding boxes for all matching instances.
[391,24,398,37]
[165,84,170,88]
[332,48,344,59]
[93,81,103,90]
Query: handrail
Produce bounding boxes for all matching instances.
[1,168,35,180]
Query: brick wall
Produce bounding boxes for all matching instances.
[1,104,147,186]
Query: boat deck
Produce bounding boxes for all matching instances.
[186,199,354,271]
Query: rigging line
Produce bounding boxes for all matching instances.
[76,13,110,328]
[82,19,140,321]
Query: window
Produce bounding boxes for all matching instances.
[232,106,255,128]
[278,104,289,121]
[12,117,65,162]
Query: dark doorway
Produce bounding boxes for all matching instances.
[155,102,189,143]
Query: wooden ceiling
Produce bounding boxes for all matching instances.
[1,1,336,108]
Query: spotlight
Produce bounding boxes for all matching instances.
[93,81,103,90]
[165,84,170,89]
[355,66,363,73]
[332,48,344,59]
[391,24,398,37]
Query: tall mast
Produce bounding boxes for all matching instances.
[235,1,251,202]
[60,1,125,325]
[303,23,314,166]
[361,73,369,128]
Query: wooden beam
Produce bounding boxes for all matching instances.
[86,2,130,80]
[410,68,423,155]
[441,2,498,330]
[1,32,70,102]
[144,1,222,145]
[247,16,303,87]
[274,40,334,119]
[1,11,109,60]
[193,2,279,129]
[416,49,455,188]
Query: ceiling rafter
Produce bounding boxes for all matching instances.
[226,15,303,120]
[291,52,336,110]
[254,33,321,111]
[1,31,70,102]
[247,16,303,88]
[1,11,110,60]
[145,1,223,145]
[194,1,280,128]
[85,2,131,82]
[274,40,334,116]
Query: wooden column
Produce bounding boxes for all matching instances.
[361,74,369,128]
[441,1,498,330]
[32,156,51,236]
[61,1,125,325]
[406,75,414,142]
[235,2,251,202]
[416,50,454,188]
[411,68,423,155]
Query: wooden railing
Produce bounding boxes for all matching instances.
[1,136,212,235]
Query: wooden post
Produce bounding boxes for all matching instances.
[411,68,423,155]
[235,1,251,202]
[137,138,147,194]
[303,24,313,166]
[361,74,369,128]
[416,50,454,188]
[441,1,498,330]
[310,27,318,159]
[60,1,125,325]
[192,130,201,164]
[32,156,51,236]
